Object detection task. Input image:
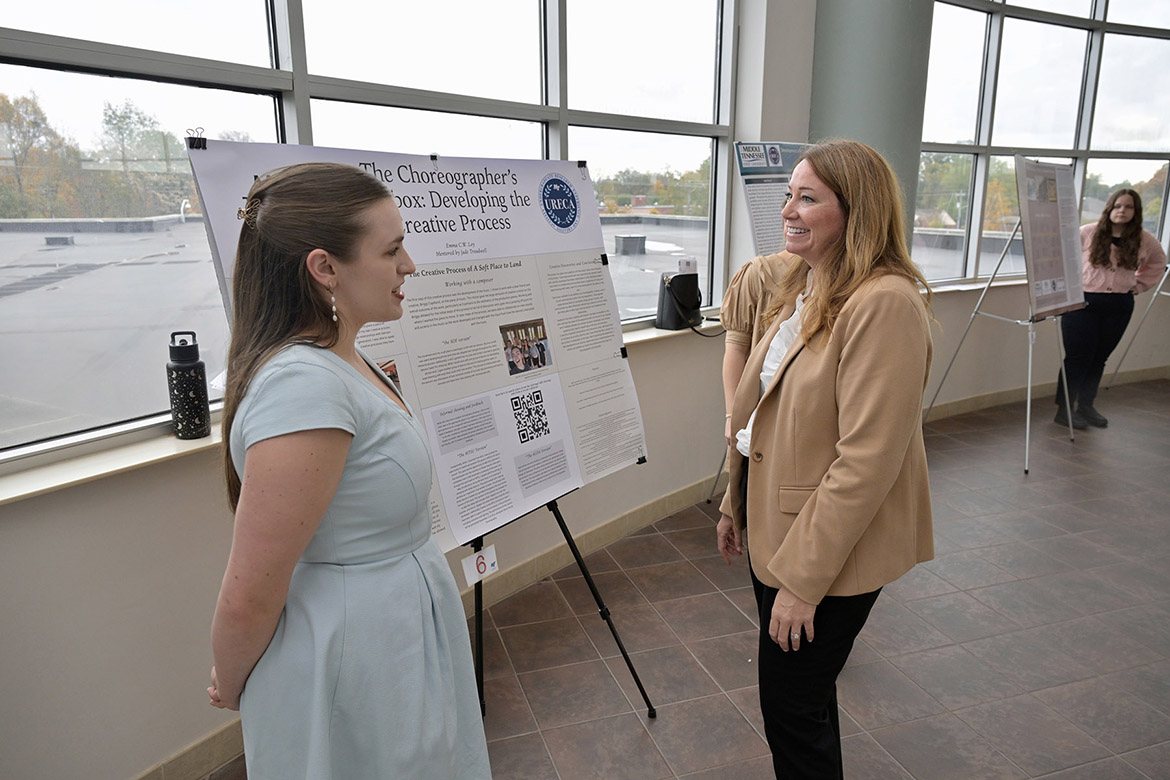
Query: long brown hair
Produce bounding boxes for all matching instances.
[763,140,931,339]
[1089,188,1143,270]
[222,162,391,510]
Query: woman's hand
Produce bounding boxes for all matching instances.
[716,514,742,564]
[724,417,734,447]
[769,587,816,652]
[208,666,240,711]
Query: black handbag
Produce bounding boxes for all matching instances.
[655,271,703,330]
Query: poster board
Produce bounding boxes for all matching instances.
[1014,155,1085,320]
[189,140,647,552]
[734,141,811,256]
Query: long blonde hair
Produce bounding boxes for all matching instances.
[764,140,931,339]
[222,162,392,510]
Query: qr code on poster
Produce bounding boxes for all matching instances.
[511,390,550,444]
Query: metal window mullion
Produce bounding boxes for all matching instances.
[1076,20,1104,153]
[270,0,312,144]
[966,9,1003,279]
[543,0,568,161]
[0,25,291,93]
[306,76,558,124]
[711,0,738,305]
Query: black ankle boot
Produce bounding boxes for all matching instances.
[1078,406,1108,428]
[1055,408,1088,430]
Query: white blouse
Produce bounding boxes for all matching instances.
[735,287,808,458]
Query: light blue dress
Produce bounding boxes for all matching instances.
[230,344,491,780]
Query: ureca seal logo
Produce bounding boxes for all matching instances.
[539,173,580,233]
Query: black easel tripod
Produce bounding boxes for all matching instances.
[469,499,657,719]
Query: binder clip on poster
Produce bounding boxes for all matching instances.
[655,258,702,330]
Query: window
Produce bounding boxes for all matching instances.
[0,1,732,456]
[0,65,277,450]
[3,1,271,66]
[566,0,719,123]
[301,0,540,104]
[920,4,985,146]
[310,102,544,160]
[568,128,713,320]
[1093,34,1170,152]
[916,2,1170,283]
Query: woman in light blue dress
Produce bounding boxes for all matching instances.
[208,162,491,779]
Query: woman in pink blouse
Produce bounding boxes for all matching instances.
[1057,188,1167,429]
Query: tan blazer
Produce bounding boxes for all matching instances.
[718,272,934,604]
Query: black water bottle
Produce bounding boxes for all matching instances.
[167,331,211,439]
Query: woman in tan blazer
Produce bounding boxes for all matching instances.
[716,140,933,779]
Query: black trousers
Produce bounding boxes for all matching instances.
[741,467,880,779]
[1056,292,1134,410]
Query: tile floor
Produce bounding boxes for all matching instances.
[478,381,1170,780]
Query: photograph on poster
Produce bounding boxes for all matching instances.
[500,319,551,374]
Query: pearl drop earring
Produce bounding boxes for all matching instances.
[330,290,338,322]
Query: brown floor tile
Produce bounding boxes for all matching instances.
[654,592,756,642]
[904,591,1019,643]
[1025,615,1165,673]
[206,754,246,780]
[578,603,681,658]
[977,542,1072,579]
[1028,568,1144,616]
[554,570,648,616]
[486,733,558,780]
[661,527,720,559]
[499,617,600,673]
[686,630,758,692]
[840,733,914,780]
[605,644,720,707]
[542,713,672,780]
[889,645,1021,710]
[491,580,572,627]
[922,550,1018,590]
[963,630,1094,691]
[551,549,621,580]
[1110,660,1170,716]
[1119,741,1170,779]
[725,686,765,739]
[870,713,1024,780]
[482,674,537,742]
[837,660,946,730]
[518,659,632,729]
[857,597,953,657]
[677,755,775,780]
[607,534,685,568]
[472,626,515,680]
[1031,757,1150,780]
[1026,535,1127,569]
[967,578,1082,628]
[882,564,958,602]
[625,560,717,603]
[1032,677,1170,753]
[690,553,753,592]
[844,638,882,668]
[723,586,761,627]
[954,693,1110,776]
[643,694,769,776]
[654,505,716,532]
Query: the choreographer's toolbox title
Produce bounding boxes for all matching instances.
[357,160,529,235]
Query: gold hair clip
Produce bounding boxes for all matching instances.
[236,198,260,229]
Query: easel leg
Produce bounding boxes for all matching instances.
[1025,321,1033,474]
[472,536,485,716]
[546,500,657,718]
[1055,316,1075,441]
